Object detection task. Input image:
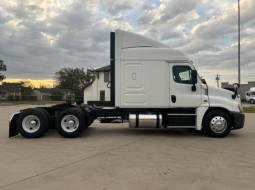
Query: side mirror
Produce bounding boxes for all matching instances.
[233,83,240,90]
[232,83,240,99]
[191,70,197,92]
[191,70,197,84]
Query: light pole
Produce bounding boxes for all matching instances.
[216,74,220,87]
[238,0,241,85]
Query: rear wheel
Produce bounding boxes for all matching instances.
[250,99,254,104]
[16,109,49,138]
[203,110,232,138]
[55,108,87,138]
[38,108,53,133]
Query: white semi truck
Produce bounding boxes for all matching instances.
[9,29,245,138]
[246,87,255,104]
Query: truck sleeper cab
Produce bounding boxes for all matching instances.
[9,29,245,139]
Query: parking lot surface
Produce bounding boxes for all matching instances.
[0,105,255,190]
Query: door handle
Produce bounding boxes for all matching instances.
[171,95,176,103]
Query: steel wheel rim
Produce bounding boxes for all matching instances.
[61,115,79,133]
[210,116,227,133]
[22,115,41,133]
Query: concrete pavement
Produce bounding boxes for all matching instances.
[0,105,255,190]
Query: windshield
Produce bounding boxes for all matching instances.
[251,92,255,96]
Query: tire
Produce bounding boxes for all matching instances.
[75,108,89,130]
[55,108,87,138]
[250,99,254,104]
[16,109,49,138]
[203,110,232,138]
[38,108,53,133]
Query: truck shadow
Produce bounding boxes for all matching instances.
[78,126,242,139]
[79,127,205,138]
[10,126,241,139]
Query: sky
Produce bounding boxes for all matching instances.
[0,0,254,87]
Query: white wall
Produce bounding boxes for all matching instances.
[84,71,111,104]
[84,84,94,103]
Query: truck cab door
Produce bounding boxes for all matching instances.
[169,64,202,107]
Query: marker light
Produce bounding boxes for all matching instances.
[238,104,243,113]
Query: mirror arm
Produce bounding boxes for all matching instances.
[232,83,240,99]
[192,84,196,92]
[232,93,236,99]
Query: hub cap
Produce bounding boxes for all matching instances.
[61,115,79,133]
[22,115,40,133]
[210,116,227,133]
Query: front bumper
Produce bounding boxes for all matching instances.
[232,112,245,130]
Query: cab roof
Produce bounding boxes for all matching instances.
[115,29,190,62]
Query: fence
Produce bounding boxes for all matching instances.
[4,95,37,101]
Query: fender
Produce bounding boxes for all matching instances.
[9,112,20,138]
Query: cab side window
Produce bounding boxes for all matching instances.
[173,66,192,84]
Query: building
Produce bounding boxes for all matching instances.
[221,81,255,99]
[31,88,75,101]
[83,65,110,104]
[0,84,21,100]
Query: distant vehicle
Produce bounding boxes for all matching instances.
[246,87,255,104]
[9,29,245,139]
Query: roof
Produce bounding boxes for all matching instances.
[35,88,75,94]
[94,65,110,72]
[83,82,93,90]
[0,84,20,92]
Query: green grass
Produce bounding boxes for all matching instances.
[243,107,255,113]
[0,101,65,105]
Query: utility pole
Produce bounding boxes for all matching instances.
[216,74,220,87]
[238,0,241,85]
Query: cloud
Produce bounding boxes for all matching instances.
[192,0,255,39]
[102,0,141,15]
[0,0,254,86]
[160,31,180,40]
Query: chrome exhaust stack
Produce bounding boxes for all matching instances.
[129,112,162,128]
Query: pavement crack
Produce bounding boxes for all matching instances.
[0,136,150,189]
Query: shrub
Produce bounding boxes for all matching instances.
[8,95,14,101]
[15,96,21,101]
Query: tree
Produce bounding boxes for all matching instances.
[54,67,95,96]
[0,60,7,81]
[51,89,64,101]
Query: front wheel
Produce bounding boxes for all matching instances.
[203,110,232,138]
[55,108,87,138]
[250,99,254,104]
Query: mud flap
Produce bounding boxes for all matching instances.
[9,112,20,138]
